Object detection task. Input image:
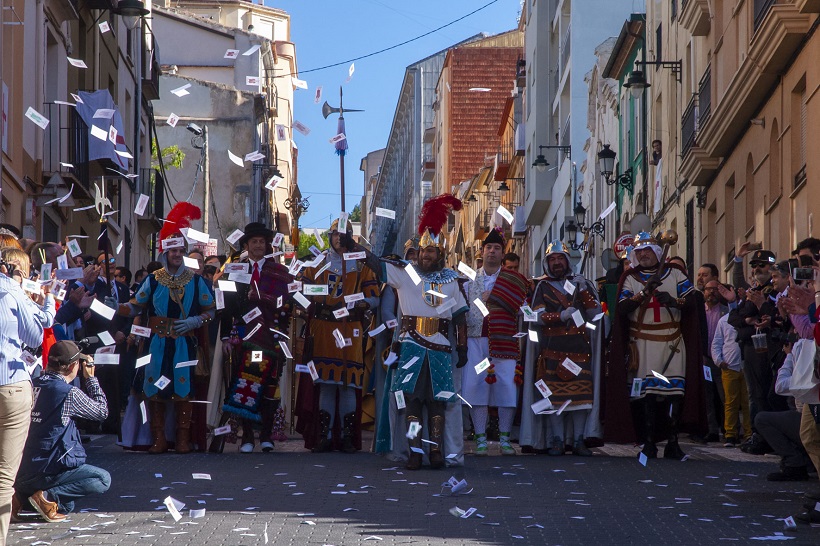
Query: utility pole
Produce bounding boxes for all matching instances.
[203,125,210,233]
[321,87,363,212]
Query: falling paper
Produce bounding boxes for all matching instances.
[473,298,489,317]
[293,120,311,136]
[474,358,491,374]
[375,207,396,219]
[224,49,239,59]
[242,44,261,56]
[652,370,671,384]
[25,107,50,129]
[496,205,514,224]
[292,78,308,90]
[246,76,260,86]
[93,108,115,119]
[458,262,477,280]
[347,62,355,82]
[136,355,151,368]
[99,21,110,33]
[90,298,115,320]
[228,150,245,167]
[90,125,108,141]
[599,201,617,219]
[163,496,184,522]
[314,86,323,104]
[170,84,191,97]
[167,113,179,127]
[329,133,347,144]
[67,57,88,69]
[405,263,421,285]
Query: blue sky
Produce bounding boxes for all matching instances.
[271,0,520,230]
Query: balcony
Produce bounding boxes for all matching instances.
[43,103,90,195]
[698,65,711,128]
[697,2,813,158]
[681,95,698,158]
[421,155,435,181]
[794,164,807,191]
[754,0,777,32]
[142,33,161,101]
[493,137,516,181]
[559,25,571,80]
[680,0,711,36]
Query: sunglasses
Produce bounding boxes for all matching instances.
[750,263,768,269]
[97,258,116,265]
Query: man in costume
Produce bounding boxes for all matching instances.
[605,232,705,459]
[526,240,601,456]
[382,195,469,470]
[462,228,529,456]
[296,219,380,453]
[220,222,294,453]
[117,202,215,454]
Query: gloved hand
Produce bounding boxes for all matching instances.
[456,346,468,368]
[654,291,676,306]
[173,316,203,335]
[559,307,578,322]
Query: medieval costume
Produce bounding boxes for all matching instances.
[219,223,294,453]
[525,241,601,455]
[604,232,706,459]
[295,219,380,453]
[118,202,216,454]
[381,195,469,470]
[461,228,529,456]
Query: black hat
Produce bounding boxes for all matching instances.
[48,341,89,368]
[749,249,776,266]
[238,222,274,248]
[482,227,506,248]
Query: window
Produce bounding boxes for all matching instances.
[671,0,678,22]
[656,24,662,71]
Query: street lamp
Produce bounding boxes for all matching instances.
[596,144,634,190]
[113,0,149,30]
[566,200,604,251]
[498,181,510,193]
[624,60,682,98]
[532,144,571,172]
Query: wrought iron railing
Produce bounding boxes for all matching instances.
[681,94,698,157]
[43,103,90,191]
[754,0,776,32]
[794,164,807,190]
[698,65,711,128]
[560,25,571,77]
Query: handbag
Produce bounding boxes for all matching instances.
[789,339,820,404]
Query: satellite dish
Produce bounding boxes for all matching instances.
[630,213,652,233]
[601,248,618,271]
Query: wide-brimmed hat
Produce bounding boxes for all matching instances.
[238,222,274,248]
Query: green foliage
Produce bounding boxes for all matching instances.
[349,203,362,223]
[296,230,330,258]
[151,138,185,170]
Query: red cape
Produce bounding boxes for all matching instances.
[602,264,708,443]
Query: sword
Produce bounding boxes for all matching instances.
[659,335,683,377]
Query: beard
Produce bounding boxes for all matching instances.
[754,272,770,286]
[418,257,441,273]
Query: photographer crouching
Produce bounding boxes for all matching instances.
[12,341,110,523]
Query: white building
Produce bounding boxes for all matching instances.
[522,0,635,276]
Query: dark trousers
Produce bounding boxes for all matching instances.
[743,353,772,428]
[755,410,813,470]
[704,358,725,435]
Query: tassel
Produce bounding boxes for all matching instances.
[485,362,498,384]
[514,364,524,386]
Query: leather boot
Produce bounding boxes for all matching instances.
[428,403,445,469]
[175,400,193,454]
[148,399,168,454]
[664,397,686,460]
[312,410,332,453]
[342,412,357,454]
[10,494,22,523]
[406,414,423,470]
[640,395,658,459]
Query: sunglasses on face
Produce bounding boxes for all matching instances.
[98,258,116,265]
[751,263,767,269]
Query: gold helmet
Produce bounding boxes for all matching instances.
[417,195,462,252]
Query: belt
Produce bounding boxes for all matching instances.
[401,315,450,337]
[539,325,586,336]
[633,321,680,331]
[402,330,451,353]
[540,348,591,363]
[148,316,193,339]
[314,306,366,323]
[630,328,681,342]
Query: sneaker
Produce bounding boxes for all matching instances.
[499,434,516,456]
[704,433,720,443]
[239,442,254,453]
[260,441,275,452]
[548,436,564,457]
[723,437,739,448]
[475,434,488,456]
[28,491,66,523]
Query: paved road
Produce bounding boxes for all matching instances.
[8,435,819,545]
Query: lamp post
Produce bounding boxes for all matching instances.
[596,144,635,191]
[113,0,149,30]
[321,87,364,212]
[566,201,604,251]
[621,58,681,214]
[531,144,572,172]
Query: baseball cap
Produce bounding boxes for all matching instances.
[749,250,776,266]
[48,341,89,367]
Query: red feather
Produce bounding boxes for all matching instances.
[159,201,201,248]
[417,194,462,237]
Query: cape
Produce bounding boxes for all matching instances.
[602,263,707,443]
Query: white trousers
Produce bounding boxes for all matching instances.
[461,337,517,408]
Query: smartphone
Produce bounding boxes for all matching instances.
[748,242,763,251]
[798,254,814,267]
[793,267,814,282]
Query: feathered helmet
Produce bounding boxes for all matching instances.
[159,202,201,252]
[628,231,662,266]
[543,239,571,277]
[403,236,419,258]
[417,194,462,251]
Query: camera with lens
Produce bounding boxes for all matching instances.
[0,259,15,278]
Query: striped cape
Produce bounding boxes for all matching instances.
[486,268,530,359]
